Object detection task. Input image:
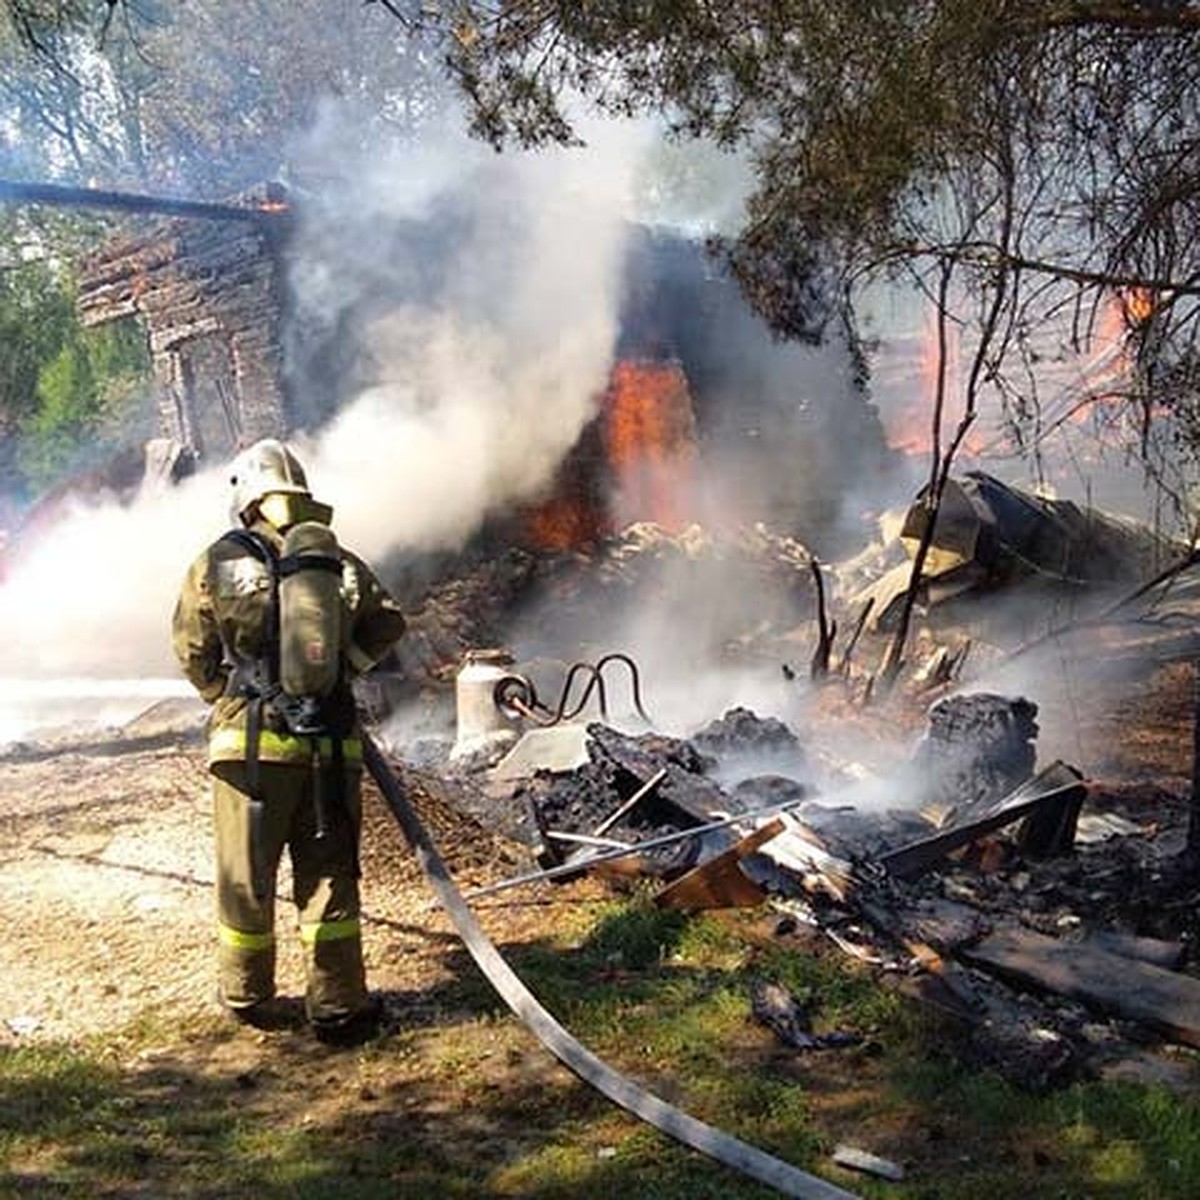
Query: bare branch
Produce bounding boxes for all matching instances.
[1032,2,1200,34]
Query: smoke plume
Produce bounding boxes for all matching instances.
[0,113,655,686]
[284,111,652,562]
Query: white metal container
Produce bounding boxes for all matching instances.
[451,648,517,759]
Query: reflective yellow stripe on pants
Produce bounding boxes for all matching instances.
[299,918,362,945]
[218,923,275,951]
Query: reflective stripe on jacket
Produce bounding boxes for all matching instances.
[207,725,364,766]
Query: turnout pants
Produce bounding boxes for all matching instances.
[211,759,369,1023]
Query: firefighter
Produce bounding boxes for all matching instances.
[172,438,407,1044]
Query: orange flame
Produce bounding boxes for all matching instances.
[884,311,988,458]
[521,497,608,551]
[519,358,700,550]
[1121,286,1154,327]
[1081,288,1149,409]
[1062,286,1167,453]
[603,359,698,531]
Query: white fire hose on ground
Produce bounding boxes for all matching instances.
[363,732,860,1200]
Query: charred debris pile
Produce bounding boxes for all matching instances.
[369,479,1200,1094]
[402,684,1200,1093]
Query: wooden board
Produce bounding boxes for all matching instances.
[962,927,1200,1049]
[655,818,784,912]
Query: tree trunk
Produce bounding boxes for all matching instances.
[1188,658,1200,865]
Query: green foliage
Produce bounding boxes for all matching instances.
[0,242,149,496]
[20,311,149,492]
[19,337,95,486]
[0,257,74,425]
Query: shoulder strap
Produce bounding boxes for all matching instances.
[213,528,285,803]
[217,528,282,686]
[219,527,278,569]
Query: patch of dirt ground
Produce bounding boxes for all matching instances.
[0,702,603,1048]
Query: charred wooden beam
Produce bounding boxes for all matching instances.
[0,178,289,225]
[877,762,1087,880]
[962,927,1200,1050]
[836,598,873,677]
[809,559,835,680]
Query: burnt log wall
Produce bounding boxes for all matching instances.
[75,187,290,466]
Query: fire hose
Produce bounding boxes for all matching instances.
[363,733,859,1200]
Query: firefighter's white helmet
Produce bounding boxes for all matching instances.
[229,438,310,523]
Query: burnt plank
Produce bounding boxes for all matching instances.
[879,761,1087,880]
[1084,930,1186,970]
[962,927,1200,1049]
[755,820,857,901]
[655,818,784,912]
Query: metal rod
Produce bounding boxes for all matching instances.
[0,178,286,224]
[465,794,812,901]
[545,830,633,850]
[593,766,668,837]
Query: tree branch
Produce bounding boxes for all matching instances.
[1032,2,1200,34]
[870,241,1200,297]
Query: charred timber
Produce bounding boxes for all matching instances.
[0,179,289,226]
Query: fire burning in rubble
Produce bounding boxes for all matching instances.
[522,357,700,549]
[605,358,698,531]
[520,477,608,551]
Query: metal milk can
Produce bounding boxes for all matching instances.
[452,647,517,757]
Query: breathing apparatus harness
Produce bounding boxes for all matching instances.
[216,523,358,887]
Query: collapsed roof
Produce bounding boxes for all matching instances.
[854,471,1185,634]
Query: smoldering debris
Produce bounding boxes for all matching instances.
[852,469,1188,639]
[355,465,1200,1088]
[373,519,823,723]
[409,667,1200,1093]
[368,475,1200,1058]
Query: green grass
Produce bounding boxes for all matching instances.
[1,897,1199,1198]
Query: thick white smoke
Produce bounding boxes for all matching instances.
[0,467,227,728]
[0,114,657,695]
[283,112,654,561]
[0,105,896,756]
